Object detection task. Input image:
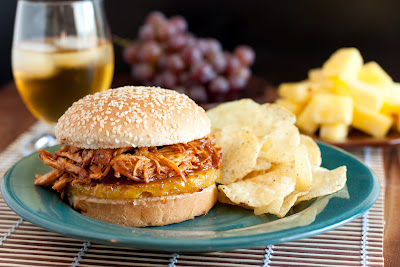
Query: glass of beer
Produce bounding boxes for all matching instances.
[12,0,114,153]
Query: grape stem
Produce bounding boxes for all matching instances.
[112,34,133,47]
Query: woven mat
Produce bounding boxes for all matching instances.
[0,122,385,267]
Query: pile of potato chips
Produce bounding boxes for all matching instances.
[206,99,347,218]
[276,47,400,142]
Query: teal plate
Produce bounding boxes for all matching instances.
[1,142,379,253]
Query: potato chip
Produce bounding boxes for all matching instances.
[254,156,272,171]
[207,98,347,219]
[275,190,309,217]
[243,170,269,179]
[258,122,300,164]
[254,199,284,215]
[259,103,297,125]
[294,144,313,191]
[300,134,322,167]
[218,182,274,208]
[252,103,297,137]
[253,143,312,217]
[215,126,263,184]
[256,189,308,217]
[217,190,253,210]
[206,99,262,131]
[219,166,296,208]
[207,100,296,138]
[296,166,347,203]
[254,144,311,215]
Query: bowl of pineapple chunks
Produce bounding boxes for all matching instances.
[275,47,400,147]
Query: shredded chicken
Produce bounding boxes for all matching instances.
[35,134,222,196]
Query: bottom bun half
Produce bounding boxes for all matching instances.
[68,184,218,227]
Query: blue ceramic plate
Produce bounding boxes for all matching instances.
[1,142,379,252]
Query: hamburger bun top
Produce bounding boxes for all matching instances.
[55,86,211,149]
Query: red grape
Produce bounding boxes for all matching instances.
[157,22,177,41]
[190,61,216,83]
[166,54,185,73]
[169,15,188,33]
[162,71,178,88]
[166,34,187,51]
[174,85,187,94]
[195,38,222,57]
[146,11,166,26]
[209,76,230,93]
[225,54,241,74]
[187,85,208,103]
[157,54,168,69]
[207,51,227,73]
[235,67,251,80]
[153,71,177,88]
[152,74,163,87]
[203,38,222,55]
[184,33,196,47]
[228,74,247,90]
[234,45,255,66]
[195,39,209,54]
[137,41,162,63]
[179,71,192,85]
[138,24,156,41]
[182,46,202,65]
[122,43,139,64]
[132,63,155,81]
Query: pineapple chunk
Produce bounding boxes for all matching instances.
[275,98,304,116]
[322,48,363,80]
[359,61,393,87]
[309,93,353,124]
[308,68,324,82]
[381,83,400,114]
[278,82,311,103]
[334,78,384,111]
[296,102,319,135]
[276,47,398,140]
[352,104,393,137]
[320,124,349,142]
[309,79,335,93]
[308,68,340,91]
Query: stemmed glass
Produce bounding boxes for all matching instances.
[12,0,114,154]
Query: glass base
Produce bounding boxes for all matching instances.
[19,126,58,156]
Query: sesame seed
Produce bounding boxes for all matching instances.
[56,86,210,148]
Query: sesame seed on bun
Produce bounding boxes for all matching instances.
[55,86,211,149]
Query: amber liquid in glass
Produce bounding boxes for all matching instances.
[12,38,114,123]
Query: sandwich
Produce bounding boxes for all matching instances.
[34,86,222,227]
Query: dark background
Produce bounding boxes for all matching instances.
[2,0,400,87]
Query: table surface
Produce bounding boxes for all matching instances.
[0,82,399,266]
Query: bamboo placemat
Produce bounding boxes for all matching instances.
[0,122,384,267]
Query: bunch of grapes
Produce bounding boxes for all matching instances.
[123,11,255,103]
